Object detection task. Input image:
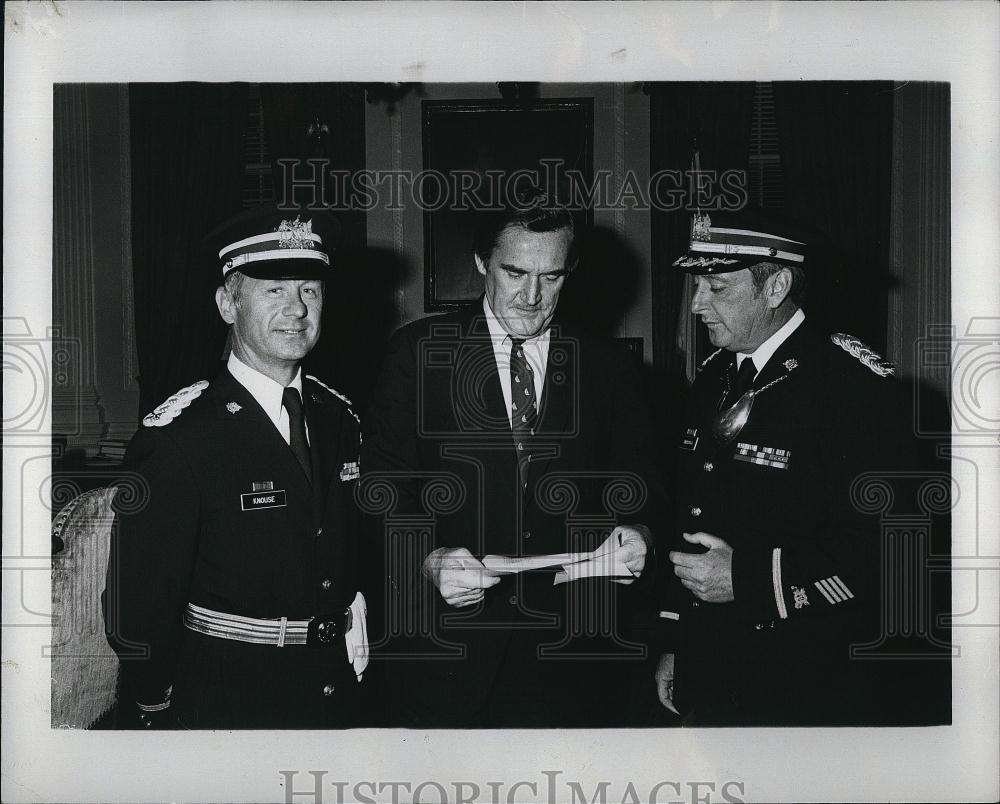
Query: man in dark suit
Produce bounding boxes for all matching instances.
[362,197,666,727]
[658,212,947,725]
[103,207,368,729]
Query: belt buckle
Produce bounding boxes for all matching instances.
[306,609,352,647]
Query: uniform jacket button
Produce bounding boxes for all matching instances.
[321,578,332,591]
[703,461,714,472]
[322,683,335,697]
[690,506,702,517]
[523,530,531,540]
[508,595,518,606]
[316,527,323,537]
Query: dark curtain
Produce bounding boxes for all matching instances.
[773,81,894,351]
[648,82,757,374]
[130,83,246,416]
[258,84,382,410]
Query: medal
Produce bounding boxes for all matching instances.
[710,361,799,444]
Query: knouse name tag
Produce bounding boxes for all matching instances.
[240,490,288,511]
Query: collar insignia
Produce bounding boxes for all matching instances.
[226,401,242,414]
[783,359,798,371]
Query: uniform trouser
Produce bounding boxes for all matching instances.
[169,630,362,729]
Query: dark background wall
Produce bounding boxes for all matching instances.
[51,81,950,456]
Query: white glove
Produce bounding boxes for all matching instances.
[344,592,369,682]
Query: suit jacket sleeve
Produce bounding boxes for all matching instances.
[601,346,670,594]
[104,428,200,708]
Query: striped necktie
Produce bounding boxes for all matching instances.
[509,338,538,491]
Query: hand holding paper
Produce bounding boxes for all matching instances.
[610,525,649,583]
[423,547,501,607]
[551,525,648,585]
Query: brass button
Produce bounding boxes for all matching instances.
[321,579,332,591]
[322,684,335,697]
[523,530,532,540]
[703,461,714,472]
[508,595,518,606]
[690,506,702,517]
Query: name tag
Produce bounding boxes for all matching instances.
[241,490,287,511]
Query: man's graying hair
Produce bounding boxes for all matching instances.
[749,261,807,308]
[473,183,579,271]
[223,270,246,304]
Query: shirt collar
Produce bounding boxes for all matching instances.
[227,352,303,423]
[482,296,551,349]
[738,308,805,373]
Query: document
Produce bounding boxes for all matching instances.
[481,533,636,585]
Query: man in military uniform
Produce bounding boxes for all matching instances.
[103,206,368,729]
[658,212,918,725]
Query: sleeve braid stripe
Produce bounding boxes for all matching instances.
[772,547,788,620]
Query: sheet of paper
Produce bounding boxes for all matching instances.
[552,551,635,586]
[481,552,595,575]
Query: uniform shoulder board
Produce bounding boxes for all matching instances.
[830,333,896,377]
[142,380,210,427]
[698,348,725,372]
[306,375,360,425]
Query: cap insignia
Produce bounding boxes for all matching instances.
[691,212,712,242]
[275,216,315,250]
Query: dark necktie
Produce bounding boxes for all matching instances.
[509,338,538,491]
[282,387,312,483]
[725,357,758,408]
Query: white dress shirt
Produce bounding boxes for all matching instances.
[483,297,551,427]
[227,352,307,445]
[736,308,806,376]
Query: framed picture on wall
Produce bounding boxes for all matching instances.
[422,98,594,311]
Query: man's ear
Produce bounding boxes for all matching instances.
[215,285,237,325]
[765,268,793,309]
[474,254,487,277]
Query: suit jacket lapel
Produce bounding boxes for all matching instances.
[303,387,335,518]
[523,323,575,503]
[212,369,315,506]
[462,305,511,437]
[752,319,810,393]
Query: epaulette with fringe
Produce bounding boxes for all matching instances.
[830,333,895,377]
[306,375,360,426]
[698,348,725,372]
[142,380,209,427]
